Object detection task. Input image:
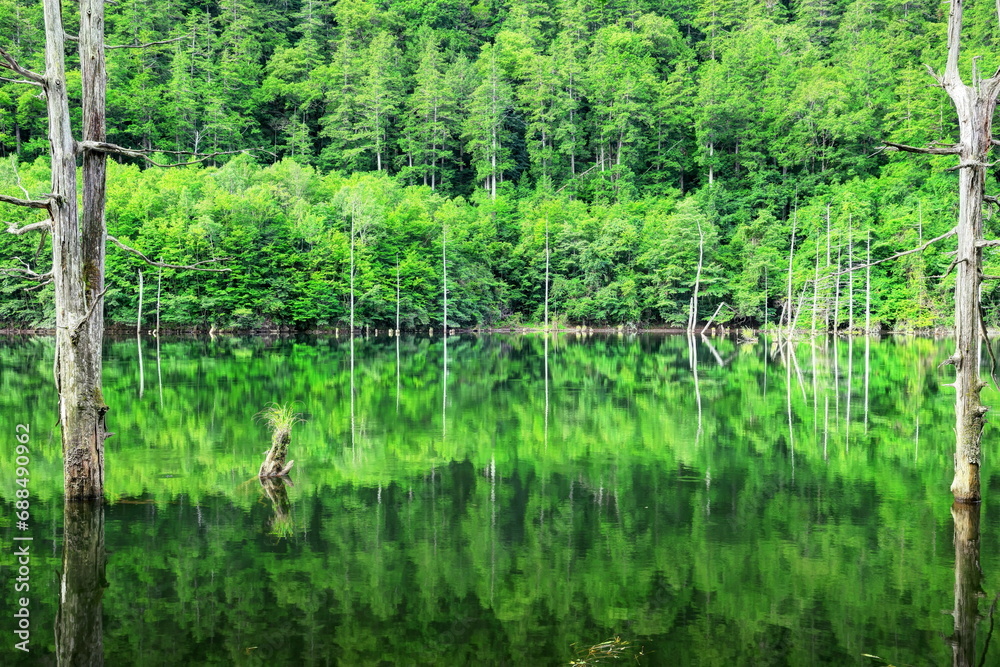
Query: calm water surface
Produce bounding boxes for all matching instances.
[0,333,994,665]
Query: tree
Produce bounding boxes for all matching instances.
[0,0,227,499]
[885,0,1000,503]
[464,43,514,199]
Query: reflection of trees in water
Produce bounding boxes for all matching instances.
[56,500,106,666]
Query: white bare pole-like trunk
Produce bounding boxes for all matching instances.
[812,243,820,336]
[688,217,704,333]
[885,0,1000,502]
[826,203,832,331]
[137,269,143,335]
[350,206,356,335]
[442,220,448,335]
[848,215,854,332]
[865,229,872,334]
[544,216,550,331]
[155,262,162,336]
[784,209,797,336]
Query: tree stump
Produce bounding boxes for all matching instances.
[258,426,294,478]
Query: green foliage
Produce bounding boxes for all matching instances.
[0,0,990,329]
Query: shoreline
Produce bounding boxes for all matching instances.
[0,324,959,337]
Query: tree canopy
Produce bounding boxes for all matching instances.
[0,0,993,331]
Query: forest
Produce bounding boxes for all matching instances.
[0,0,994,330]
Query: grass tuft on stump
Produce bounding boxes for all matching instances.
[256,402,304,478]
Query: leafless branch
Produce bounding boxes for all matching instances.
[77,141,270,167]
[0,193,50,209]
[108,235,230,272]
[979,240,1000,248]
[947,160,995,171]
[983,275,1000,281]
[829,227,957,276]
[882,141,960,156]
[72,288,109,337]
[5,220,52,235]
[556,164,599,193]
[0,45,44,84]
[935,257,965,280]
[23,279,52,291]
[925,63,945,86]
[0,257,52,281]
[0,75,41,87]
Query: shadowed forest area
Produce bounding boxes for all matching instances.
[0,0,992,330]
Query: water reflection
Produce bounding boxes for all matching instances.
[949,502,984,667]
[56,500,106,666]
[4,334,1000,664]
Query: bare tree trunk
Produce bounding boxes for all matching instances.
[688,217,704,333]
[544,216,550,331]
[442,220,447,334]
[46,0,109,499]
[942,0,997,502]
[784,211,797,335]
[136,269,143,335]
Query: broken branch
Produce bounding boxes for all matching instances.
[71,288,109,338]
[77,141,271,167]
[5,220,52,235]
[829,227,957,276]
[108,235,230,272]
[882,141,961,155]
[0,193,50,209]
[0,45,44,84]
[0,75,41,87]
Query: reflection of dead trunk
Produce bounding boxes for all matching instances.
[948,502,984,667]
[260,476,292,533]
[259,427,294,478]
[56,500,107,666]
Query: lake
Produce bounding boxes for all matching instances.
[0,333,995,665]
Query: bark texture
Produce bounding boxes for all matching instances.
[44,0,110,499]
[938,0,1000,503]
[259,427,294,478]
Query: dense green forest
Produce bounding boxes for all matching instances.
[1,0,997,329]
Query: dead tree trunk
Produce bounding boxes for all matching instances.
[1,1,228,498]
[259,424,294,477]
[886,0,1000,502]
[53,0,109,499]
